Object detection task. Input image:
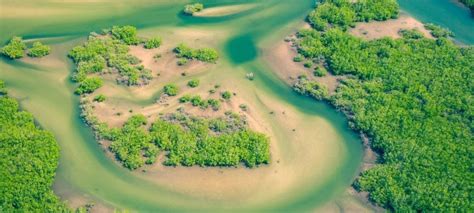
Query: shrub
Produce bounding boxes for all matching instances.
[144,37,162,49]
[304,61,313,68]
[111,25,140,45]
[27,41,51,57]
[399,29,424,39]
[1,36,26,59]
[221,91,232,100]
[293,55,303,62]
[183,3,204,15]
[187,79,200,88]
[293,78,328,101]
[179,94,192,103]
[174,43,219,63]
[177,58,188,66]
[207,99,221,111]
[190,95,203,106]
[313,67,328,77]
[94,94,106,102]
[424,23,455,38]
[75,77,103,95]
[163,84,178,96]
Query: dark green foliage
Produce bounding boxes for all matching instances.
[207,98,221,111]
[179,94,192,103]
[27,41,51,57]
[75,77,103,95]
[144,37,162,49]
[0,92,67,211]
[424,23,455,38]
[1,37,26,59]
[298,4,474,210]
[94,94,106,102]
[150,113,270,167]
[163,84,178,96]
[304,61,313,68]
[174,43,219,63]
[183,3,204,15]
[221,91,232,100]
[190,95,203,106]
[293,77,329,101]
[293,55,303,62]
[187,79,200,88]
[111,25,140,45]
[459,0,474,10]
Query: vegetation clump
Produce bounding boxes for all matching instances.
[187,79,200,88]
[111,25,140,45]
[424,23,455,38]
[69,26,154,88]
[221,91,232,100]
[94,94,106,102]
[1,37,26,59]
[295,1,473,211]
[27,41,51,57]
[0,82,67,211]
[163,84,179,96]
[308,0,398,31]
[293,77,328,101]
[144,37,162,49]
[95,112,269,169]
[75,77,103,95]
[174,43,219,63]
[183,3,204,15]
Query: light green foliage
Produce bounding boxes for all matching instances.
[0,80,6,95]
[179,94,192,103]
[299,3,474,210]
[308,0,398,31]
[144,37,162,49]
[163,84,179,96]
[177,58,188,66]
[69,32,151,86]
[150,113,270,167]
[75,77,103,95]
[106,115,152,169]
[99,113,270,169]
[190,95,203,106]
[174,43,219,63]
[94,94,106,102]
[187,79,200,88]
[352,0,399,22]
[111,25,140,45]
[293,55,303,62]
[313,67,327,77]
[424,23,455,38]
[399,29,425,40]
[304,61,313,68]
[0,92,67,211]
[293,77,329,101]
[207,99,221,111]
[1,37,26,59]
[27,41,51,57]
[183,3,204,15]
[221,91,232,100]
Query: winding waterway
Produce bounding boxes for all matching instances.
[0,0,472,211]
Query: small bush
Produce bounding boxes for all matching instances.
[179,95,191,103]
[304,61,313,68]
[144,37,162,49]
[293,55,303,62]
[221,91,232,100]
[163,84,179,96]
[111,25,140,45]
[207,99,220,111]
[313,67,327,77]
[1,37,26,59]
[94,94,106,102]
[183,3,204,15]
[187,79,200,88]
[177,58,188,66]
[27,42,51,57]
[75,77,103,95]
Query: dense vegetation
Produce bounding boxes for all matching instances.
[144,37,162,49]
[1,37,26,59]
[174,43,219,63]
[0,81,67,211]
[295,0,474,211]
[80,101,270,169]
[69,26,153,90]
[308,0,398,31]
[183,3,204,15]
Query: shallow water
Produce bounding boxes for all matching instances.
[0,0,472,211]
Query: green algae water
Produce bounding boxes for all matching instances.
[0,0,472,211]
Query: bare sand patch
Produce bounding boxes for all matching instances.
[350,14,433,40]
[262,39,344,94]
[194,4,257,17]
